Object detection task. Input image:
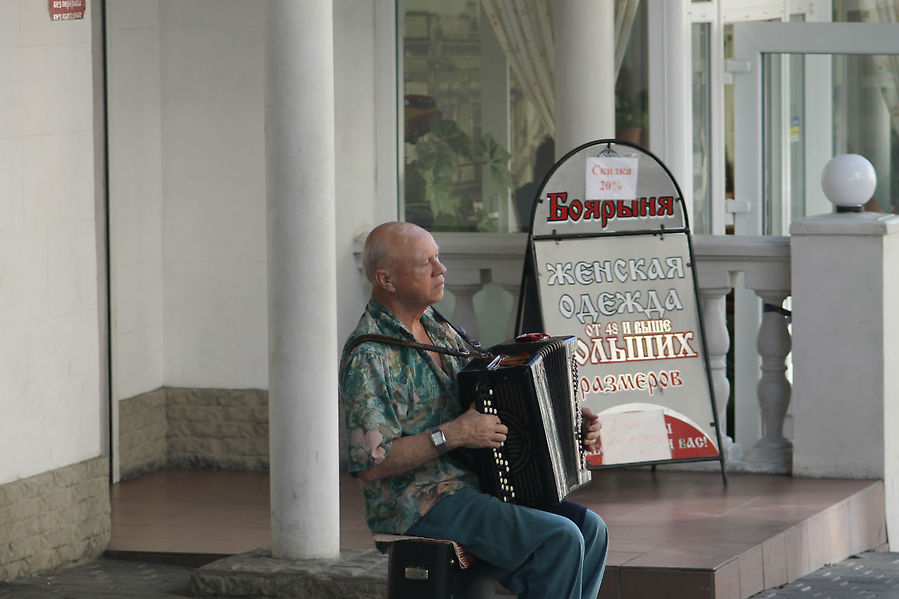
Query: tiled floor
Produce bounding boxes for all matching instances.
[107,467,886,599]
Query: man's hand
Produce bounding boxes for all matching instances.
[581,407,601,450]
[444,406,508,449]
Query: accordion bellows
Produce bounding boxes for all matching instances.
[457,335,592,509]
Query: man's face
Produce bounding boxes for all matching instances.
[389,230,446,309]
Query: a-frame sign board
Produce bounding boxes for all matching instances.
[516,139,726,481]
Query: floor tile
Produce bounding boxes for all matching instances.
[107,468,884,599]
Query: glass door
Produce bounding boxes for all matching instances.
[733,22,899,234]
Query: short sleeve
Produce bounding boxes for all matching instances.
[339,345,402,473]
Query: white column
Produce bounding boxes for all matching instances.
[265,0,340,560]
[553,0,615,157]
[791,212,899,550]
[647,0,692,217]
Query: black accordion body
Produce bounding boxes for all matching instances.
[457,335,592,509]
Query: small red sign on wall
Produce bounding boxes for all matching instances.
[49,0,86,21]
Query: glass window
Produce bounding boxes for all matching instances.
[724,24,736,225]
[615,1,649,148]
[401,0,523,232]
[691,22,712,234]
[759,48,899,236]
[831,53,896,213]
[832,1,899,215]
[400,0,649,233]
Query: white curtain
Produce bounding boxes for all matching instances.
[857,0,899,137]
[482,0,641,134]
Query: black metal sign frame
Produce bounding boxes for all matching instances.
[515,139,726,482]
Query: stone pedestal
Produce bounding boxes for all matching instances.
[190,548,387,599]
[790,211,899,550]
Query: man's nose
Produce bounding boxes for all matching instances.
[435,260,446,275]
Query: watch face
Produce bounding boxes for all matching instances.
[431,429,446,446]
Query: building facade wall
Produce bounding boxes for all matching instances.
[107,0,165,404]
[106,0,385,397]
[0,457,110,580]
[166,387,269,471]
[106,0,165,484]
[118,387,269,480]
[0,1,105,485]
[158,0,268,389]
[117,388,168,478]
[333,0,390,340]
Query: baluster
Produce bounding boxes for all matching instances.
[745,291,792,470]
[445,280,485,340]
[700,285,738,458]
[498,283,520,340]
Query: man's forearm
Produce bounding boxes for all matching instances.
[355,431,443,483]
[354,407,505,483]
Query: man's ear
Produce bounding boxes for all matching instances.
[374,269,394,292]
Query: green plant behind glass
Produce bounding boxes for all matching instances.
[405,116,512,232]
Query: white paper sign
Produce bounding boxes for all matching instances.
[585,157,639,200]
[598,408,672,464]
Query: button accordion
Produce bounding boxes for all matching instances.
[457,335,592,509]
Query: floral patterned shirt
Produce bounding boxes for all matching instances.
[339,299,479,534]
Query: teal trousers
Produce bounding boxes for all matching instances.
[405,488,608,599]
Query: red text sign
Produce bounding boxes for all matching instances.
[50,0,86,21]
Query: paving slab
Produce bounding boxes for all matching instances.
[749,552,899,599]
[0,557,192,598]
[1,551,896,598]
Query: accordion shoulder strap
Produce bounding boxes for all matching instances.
[432,308,489,357]
[345,309,491,360]
[345,333,483,359]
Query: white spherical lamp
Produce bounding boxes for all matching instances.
[820,153,877,213]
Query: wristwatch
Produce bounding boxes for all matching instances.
[429,427,449,455]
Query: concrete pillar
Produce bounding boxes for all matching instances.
[647,0,692,217]
[265,0,340,560]
[553,0,615,158]
[790,212,899,550]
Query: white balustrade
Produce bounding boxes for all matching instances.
[692,235,792,472]
[432,233,529,344]
[353,232,793,472]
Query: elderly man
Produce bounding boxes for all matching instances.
[339,221,608,599]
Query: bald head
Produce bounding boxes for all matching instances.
[362,221,446,319]
[362,221,430,285]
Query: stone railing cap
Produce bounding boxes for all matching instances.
[790,212,899,236]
